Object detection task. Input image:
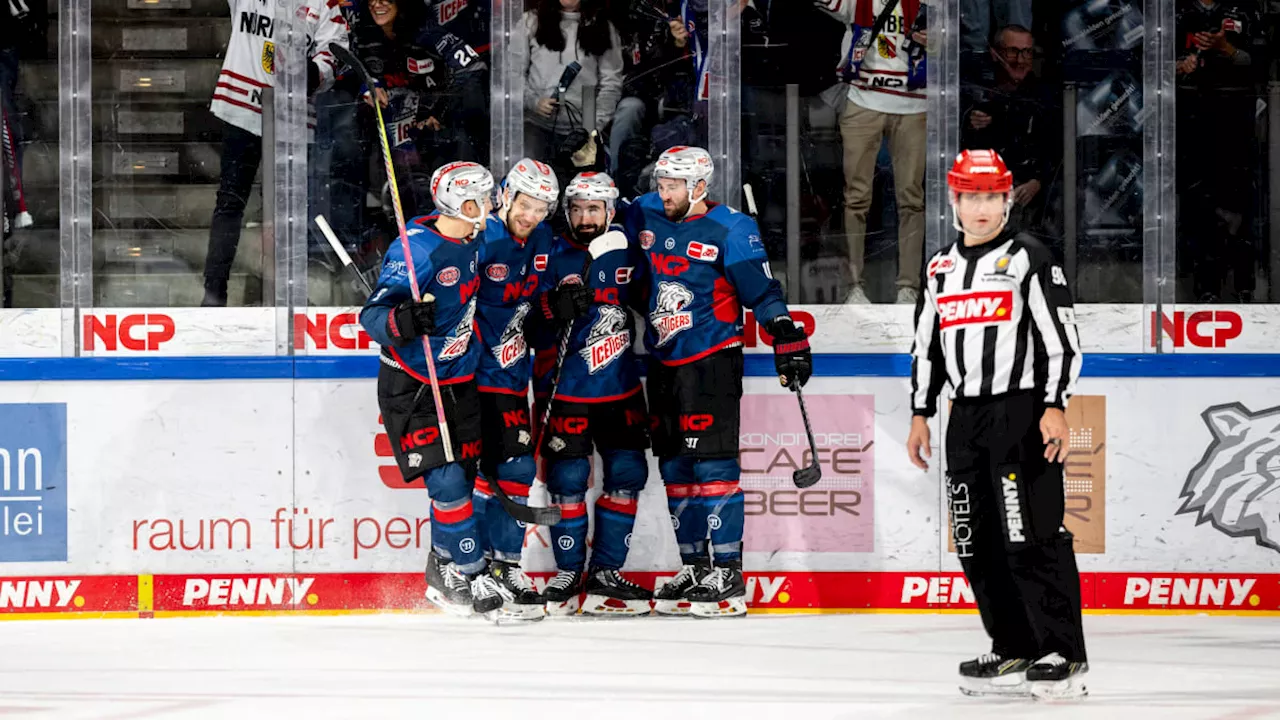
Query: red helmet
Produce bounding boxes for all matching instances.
[947,150,1013,194]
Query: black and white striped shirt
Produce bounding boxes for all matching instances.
[910,230,1082,417]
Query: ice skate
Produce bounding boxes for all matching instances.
[653,559,710,616]
[542,570,585,617]
[686,561,747,618]
[470,571,504,618]
[1028,653,1089,700]
[957,653,1032,697]
[489,560,545,621]
[581,568,653,616]
[423,552,474,618]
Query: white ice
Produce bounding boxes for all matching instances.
[1,613,1278,719]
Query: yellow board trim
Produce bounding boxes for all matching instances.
[0,611,140,622]
[137,574,154,613]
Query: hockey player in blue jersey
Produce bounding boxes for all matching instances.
[623,146,813,617]
[470,158,559,620]
[359,161,504,617]
[528,172,653,616]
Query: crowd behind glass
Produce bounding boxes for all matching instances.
[1,0,1276,310]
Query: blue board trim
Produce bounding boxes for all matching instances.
[2,353,1279,382]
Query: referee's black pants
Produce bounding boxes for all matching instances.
[946,391,1088,664]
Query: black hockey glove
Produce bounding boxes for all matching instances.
[540,284,592,324]
[307,61,321,96]
[766,316,812,389]
[387,297,436,344]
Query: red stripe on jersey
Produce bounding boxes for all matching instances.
[658,336,744,367]
[560,502,587,520]
[220,69,269,88]
[699,480,741,498]
[212,95,262,114]
[477,385,528,397]
[387,347,475,386]
[665,483,699,498]
[215,82,248,96]
[498,480,532,498]
[598,495,638,515]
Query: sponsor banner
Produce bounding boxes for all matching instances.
[294,309,376,355]
[1094,573,1279,611]
[740,394,875,553]
[0,309,61,357]
[81,308,275,356]
[0,403,68,562]
[152,573,430,612]
[0,575,136,614]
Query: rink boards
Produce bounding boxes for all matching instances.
[2,304,1280,619]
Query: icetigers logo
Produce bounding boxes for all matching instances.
[492,303,530,369]
[437,298,476,362]
[580,305,630,374]
[650,281,694,347]
[1180,403,1280,553]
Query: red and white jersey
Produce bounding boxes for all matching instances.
[211,0,350,136]
[820,0,926,115]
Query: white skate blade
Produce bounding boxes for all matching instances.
[424,587,475,618]
[653,599,693,616]
[581,594,652,616]
[959,674,1030,697]
[545,595,582,617]
[498,603,546,622]
[1031,674,1088,701]
[689,597,747,618]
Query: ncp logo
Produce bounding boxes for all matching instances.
[1180,402,1280,552]
[83,313,175,352]
[374,415,425,489]
[1151,310,1242,349]
[0,404,68,562]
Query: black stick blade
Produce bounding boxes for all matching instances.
[328,42,374,90]
[793,463,822,489]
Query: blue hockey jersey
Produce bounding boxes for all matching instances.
[530,231,647,403]
[474,215,556,395]
[360,215,482,383]
[622,193,789,366]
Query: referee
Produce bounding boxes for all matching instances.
[906,149,1088,700]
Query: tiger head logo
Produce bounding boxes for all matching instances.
[1179,403,1280,553]
[650,281,694,348]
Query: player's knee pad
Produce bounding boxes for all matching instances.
[494,454,536,503]
[423,462,472,505]
[601,449,648,497]
[693,457,741,484]
[547,456,590,502]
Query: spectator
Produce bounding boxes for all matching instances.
[351,0,454,218]
[2,0,37,235]
[1175,0,1261,302]
[817,0,927,304]
[415,0,492,166]
[960,25,1058,238]
[520,0,624,181]
[203,0,349,307]
[611,0,695,196]
[960,1,1032,79]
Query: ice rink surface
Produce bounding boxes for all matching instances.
[1,612,1278,719]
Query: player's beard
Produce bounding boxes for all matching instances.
[663,197,691,221]
[571,222,604,243]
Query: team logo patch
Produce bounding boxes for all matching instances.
[580,305,631,374]
[436,266,461,287]
[437,299,476,361]
[936,290,1014,330]
[928,255,956,277]
[493,303,531,369]
[533,254,548,272]
[486,263,509,282]
[650,281,694,347]
[665,238,676,250]
[262,41,276,75]
[615,266,634,284]
[640,231,656,250]
[687,242,719,262]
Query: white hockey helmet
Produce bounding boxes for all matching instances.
[502,158,559,208]
[652,145,714,207]
[430,161,494,236]
[563,171,620,215]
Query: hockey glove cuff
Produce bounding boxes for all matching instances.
[388,298,436,344]
[541,284,592,324]
[766,316,812,389]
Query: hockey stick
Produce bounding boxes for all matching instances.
[314,214,374,295]
[531,230,631,481]
[331,43,456,466]
[743,184,822,489]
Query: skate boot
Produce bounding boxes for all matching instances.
[1027,653,1089,700]
[581,568,653,616]
[469,571,504,618]
[489,560,545,622]
[424,551,474,617]
[957,653,1033,697]
[687,560,747,618]
[653,558,710,616]
[542,570,585,617]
